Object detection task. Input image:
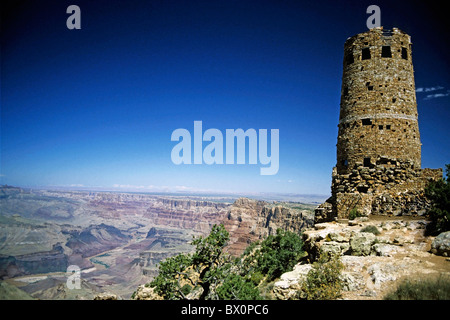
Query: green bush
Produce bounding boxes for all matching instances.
[360,225,380,235]
[146,224,305,300]
[302,252,344,300]
[384,275,450,300]
[249,271,265,286]
[150,224,230,300]
[348,208,362,220]
[216,273,262,300]
[251,229,304,281]
[425,164,450,235]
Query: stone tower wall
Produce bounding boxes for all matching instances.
[331,162,442,219]
[337,27,421,174]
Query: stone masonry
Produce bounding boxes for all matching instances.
[317,27,442,221]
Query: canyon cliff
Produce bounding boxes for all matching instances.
[221,198,315,256]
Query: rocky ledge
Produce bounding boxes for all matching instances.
[274,217,450,300]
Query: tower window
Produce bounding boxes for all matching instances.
[345,52,354,65]
[401,47,408,60]
[367,86,373,91]
[362,118,372,126]
[362,48,371,60]
[386,125,391,130]
[357,186,369,193]
[343,87,348,96]
[381,46,392,58]
[379,125,383,130]
[364,157,371,167]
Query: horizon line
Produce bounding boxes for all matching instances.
[0,184,329,203]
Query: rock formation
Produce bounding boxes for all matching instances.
[431,231,450,257]
[0,244,68,279]
[64,223,131,258]
[220,198,268,256]
[145,198,229,234]
[221,198,314,256]
[274,217,450,300]
[132,284,163,300]
[138,227,194,277]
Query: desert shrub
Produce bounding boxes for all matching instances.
[384,275,450,300]
[216,273,262,300]
[145,225,304,300]
[251,229,304,281]
[249,271,265,286]
[348,208,363,220]
[360,225,380,235]
[425,164,450,235]
[302,252,344,300]
[150,224,230,300]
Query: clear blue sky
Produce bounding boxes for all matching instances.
[1,0,449,196]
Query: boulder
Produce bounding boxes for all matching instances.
[273,263,312,300]
[367,263,397,288]
[320,241,350,256]
[132,285,163,300]
[93,292,121,300]
[349,232,376,256]
[373,243,398,257]
[328,231,351,242]
[340,272,365,291]
[431,231,450,257]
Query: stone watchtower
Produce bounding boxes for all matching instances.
[315,27,442,221]
[337,27,421,175]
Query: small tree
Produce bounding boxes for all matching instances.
[150,224,230,300]
[248,229,304,281]
[425,164,450,235]
[148,225,305,300]
[149,253,193,299]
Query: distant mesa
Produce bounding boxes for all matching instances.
[65,224,130,258]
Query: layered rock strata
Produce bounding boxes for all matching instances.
[222,198,314,256]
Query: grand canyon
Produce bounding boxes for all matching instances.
[0,185,320,299]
